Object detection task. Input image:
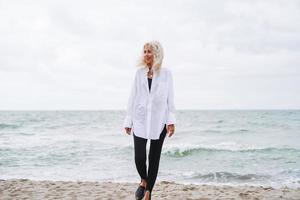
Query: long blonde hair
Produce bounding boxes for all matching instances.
[137,41,164,74]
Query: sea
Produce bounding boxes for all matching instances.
[0,110,299,188]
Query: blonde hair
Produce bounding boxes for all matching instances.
[137,40,164,74]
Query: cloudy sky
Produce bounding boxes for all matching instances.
[0,0,299,110]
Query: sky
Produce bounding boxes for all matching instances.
[0,0,299,110]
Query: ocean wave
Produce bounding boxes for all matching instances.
[185,171,271,182]
[116,143,300,158]
[0,123,20,130]
[203,129,221,133]
[224,128,251,134]
[238,129,249,132]
[162,144,300,157]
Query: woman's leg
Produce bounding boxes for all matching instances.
[133,132,148,182]
[146,124,167,193]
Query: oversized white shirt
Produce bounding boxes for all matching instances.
[123,67,176,140]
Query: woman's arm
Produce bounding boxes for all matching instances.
[123,71,138,132]
[166,70,176,136]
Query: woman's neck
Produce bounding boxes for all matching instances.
[146,62,153,68]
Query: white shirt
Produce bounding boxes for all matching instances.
[123,67,176,140]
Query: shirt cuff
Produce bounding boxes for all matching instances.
[123,115,133,128]
[166,112,176,125]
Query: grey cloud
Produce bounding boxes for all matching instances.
[0,0,299,109]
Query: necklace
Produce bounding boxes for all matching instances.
[147,68,153,79]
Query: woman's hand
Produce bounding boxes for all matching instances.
[167,124,175,137]
[125,127,132,135]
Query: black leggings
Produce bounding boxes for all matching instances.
[133,124,167,193]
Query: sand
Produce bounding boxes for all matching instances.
[0,179,300,200]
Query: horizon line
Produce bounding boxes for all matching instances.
[0,108,299,111]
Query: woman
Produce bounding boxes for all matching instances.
[123,41,176,200]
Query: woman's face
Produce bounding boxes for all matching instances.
[143,44,154,67]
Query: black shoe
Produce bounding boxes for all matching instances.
[135,185,145,200]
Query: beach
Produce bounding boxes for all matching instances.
[0,179,300,200]
[1,110,300,199]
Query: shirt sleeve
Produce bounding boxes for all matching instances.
[123,70,138,128]
[166,70,176,125]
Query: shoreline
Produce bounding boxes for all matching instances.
[0,179,300,200]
